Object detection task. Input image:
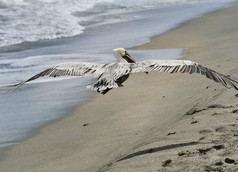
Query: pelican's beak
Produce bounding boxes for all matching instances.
[123,51,136,63]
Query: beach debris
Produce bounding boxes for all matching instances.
[213,145,224,150]
[83,123,89,127]
[233,133,238,137]
[162,159,172,167]
[107,162,113,167]
[225,158,235,164]
[178,151,187,156]
[162,96,165,98]
[198,147,212,154]
[232,109,238,113]
[167,132,176,136]
[214,161,223,166]
[197,136,206,141]
[148,149,154,153]
[198,145,224,155]
[191,120,199,124]
[224,158,235,164]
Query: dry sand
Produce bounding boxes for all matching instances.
[1,3,238,172]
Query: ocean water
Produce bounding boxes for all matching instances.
[0,0,235,48]
[0,0,237,155]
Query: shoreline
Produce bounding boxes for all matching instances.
[1,2,238,172]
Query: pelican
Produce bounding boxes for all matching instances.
[14,48,238,94]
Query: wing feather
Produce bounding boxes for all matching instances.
[13,62,105,88]
[130,60,238,91]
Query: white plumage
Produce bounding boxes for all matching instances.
[14,48,238,94]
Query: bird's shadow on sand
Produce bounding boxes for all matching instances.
[117,141,199,162]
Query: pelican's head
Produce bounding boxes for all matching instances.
[113,48,136,63]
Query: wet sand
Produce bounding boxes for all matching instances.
[1,2,238,172]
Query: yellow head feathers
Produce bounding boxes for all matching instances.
[113,48,126,57]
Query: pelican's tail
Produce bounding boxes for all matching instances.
[86,80,123,95]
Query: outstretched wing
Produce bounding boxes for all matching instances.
[67,60,238,94]
[13,62,106,88]
[129,60,238,90]
[12,59,238,94]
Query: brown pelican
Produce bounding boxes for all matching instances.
[14,48,238,94]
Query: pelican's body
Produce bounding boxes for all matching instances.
[14,48,238,94]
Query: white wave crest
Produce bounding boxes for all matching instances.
[0,0,229,47]
[0,0,114,47]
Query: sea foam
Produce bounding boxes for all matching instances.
[0,0,227,47]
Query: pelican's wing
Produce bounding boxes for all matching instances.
[130,60,238,90]
[14,62,106,88]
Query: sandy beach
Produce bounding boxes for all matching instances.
[1,2,238,172]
